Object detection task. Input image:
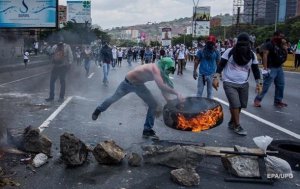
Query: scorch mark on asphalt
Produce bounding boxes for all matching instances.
[39,96,73,132]
[214,97,300,140]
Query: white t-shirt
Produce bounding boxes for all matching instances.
[112,48,117,59]
[176,48,186,59]
[117,50,123,58]
[24,52,29,60]
[221,48,259,84]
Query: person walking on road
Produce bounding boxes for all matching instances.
[100,43,113,86]
[23,51,30,69]
[83,46,93,77]
[140,47,145,65]
[254,31,288,108]
[144,46,152,64]
[112,46,117,69]
[117,48,123,67]
[45,36,73,103]
[91,50,184,140]
[193,35,220,99]
[176,44,187,75]
[127,47,133,66]
[213,32,262,136]
[293,39,300,70]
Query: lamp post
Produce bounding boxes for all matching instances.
[274,1,278,32]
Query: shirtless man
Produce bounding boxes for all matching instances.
[92,52,183,140]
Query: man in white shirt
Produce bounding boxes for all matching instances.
[213,33,262,136]
[112,46,117,69]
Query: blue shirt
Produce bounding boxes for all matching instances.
[196,49,220,75]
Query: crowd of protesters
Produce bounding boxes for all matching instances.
[38,30,293,138]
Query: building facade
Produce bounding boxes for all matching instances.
[58,5,67,28]
[242,0,297,25]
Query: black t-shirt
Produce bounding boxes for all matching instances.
[265,42,287,68]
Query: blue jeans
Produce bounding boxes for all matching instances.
[127,56,132,66]
[102,63,110,83]
[255,67,285,103]
[112,59,117,68]
[84,59,91,76]
[49,65,68,99]
[96,79,158,130]
[197,74,214,99]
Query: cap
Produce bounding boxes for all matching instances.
[237,32,250,42]
[207,35,216,44]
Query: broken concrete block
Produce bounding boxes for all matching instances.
[221,155,260,177]
[170,168,200,186]
[128,153,142,167]
[60,132,89,166]
[93,140,125,165]
[23,126,52,156]
[142,145,203,169]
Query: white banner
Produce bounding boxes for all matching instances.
[193,21,210,37]
[0,0,57,28]
[67,0,91,24]
[161,27,172,46]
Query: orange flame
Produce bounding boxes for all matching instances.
[177,106,223,132]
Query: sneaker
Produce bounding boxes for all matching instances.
[253,99,261,107]
[45,97,54,102]
[142,129,159,140]
[228,121,234,130]
[233,125,247,136]
[274,101,288,108]
[92,109,101,120]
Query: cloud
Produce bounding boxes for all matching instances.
[60,0,233,29]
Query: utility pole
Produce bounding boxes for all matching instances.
[251,0,255,24]
[236,7,241,35]
[192,0,200,38]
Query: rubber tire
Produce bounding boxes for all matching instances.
[267,140,300,171]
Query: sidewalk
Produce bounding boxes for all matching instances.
[0,54,50,73]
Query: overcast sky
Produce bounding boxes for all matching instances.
[60,0,233,29]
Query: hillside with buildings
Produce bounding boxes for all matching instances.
[106,14,233,42]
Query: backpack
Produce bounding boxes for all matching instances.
[53,44,64,64]
[270,44,287,67]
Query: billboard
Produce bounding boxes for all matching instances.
[0,0,57,28]
[192,6,210,37]
[161,27,171,47]
[67,0,91,24]
[193,21,210,37]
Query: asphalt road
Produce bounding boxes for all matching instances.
[0,58,299,189]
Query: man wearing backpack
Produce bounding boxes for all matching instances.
[213,33,262,136]
[254,31,288,108]
[45,36,73,103]
[100,42,113,86]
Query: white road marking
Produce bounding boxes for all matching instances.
[214,97,300,140]
[169,76,174,79]
[88,72,94,79]
[275,111,290,115]
[38,96,73,132]
[0,72,49,87]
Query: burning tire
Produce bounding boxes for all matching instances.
[267,140,300,171]
[163,97,223,132]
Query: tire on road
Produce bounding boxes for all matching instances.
[267,140,300,171]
